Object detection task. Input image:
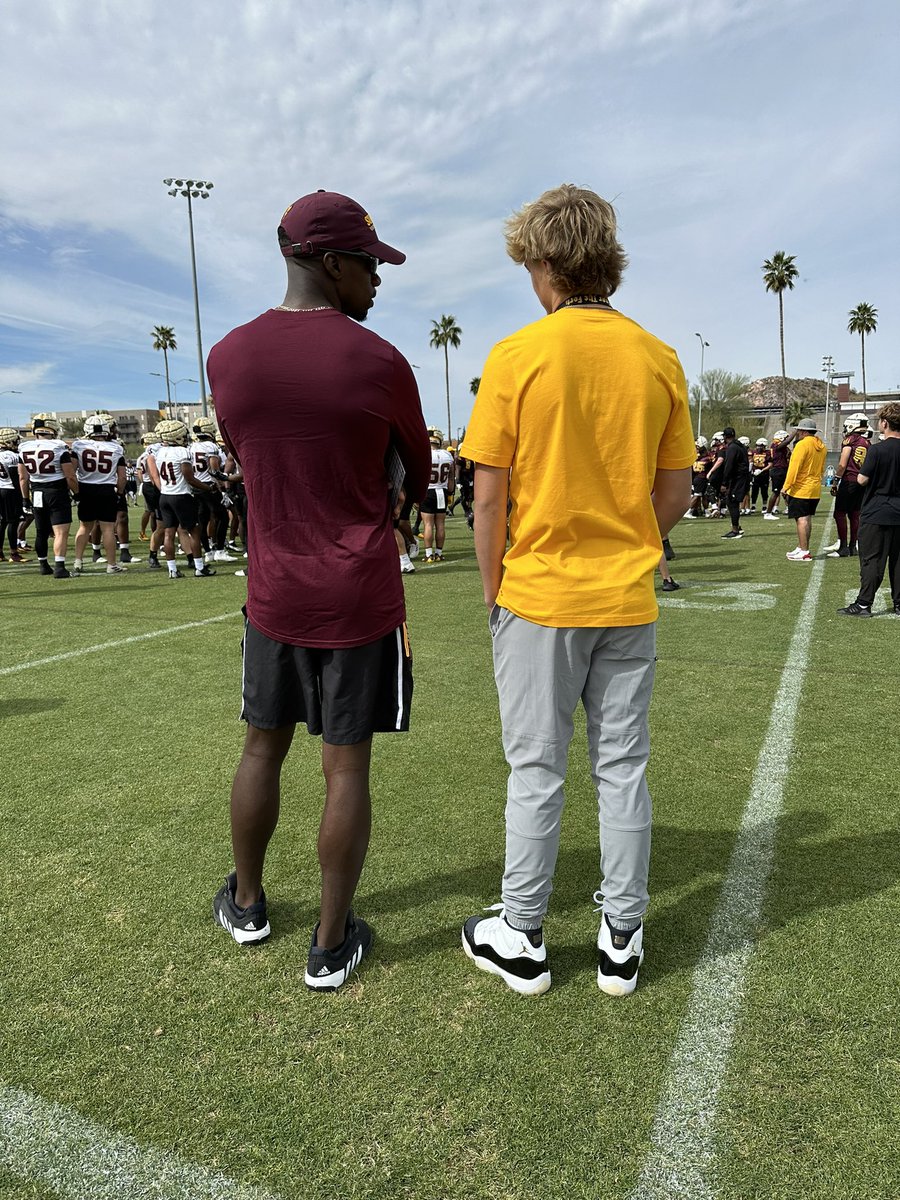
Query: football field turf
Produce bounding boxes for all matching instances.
[1,511,898,1200]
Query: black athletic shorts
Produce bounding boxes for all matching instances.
[240,615,413,744]
[159,494,198,530]
[77,482,118,524]
[142,481,161,514]
[32,482,71,527]
[786,495,820,519]
[691,475,709,496]
[0,490,23,523]
[834,479,864,514]
[418,488,447,515]
[770,469,787,493]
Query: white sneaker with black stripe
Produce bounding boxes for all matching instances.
[305,911,373,992]
[462,905,551,995]
[597,912,644,996]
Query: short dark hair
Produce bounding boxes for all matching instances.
[723,426,736,439]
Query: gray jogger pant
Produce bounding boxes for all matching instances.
[490,606,657,926]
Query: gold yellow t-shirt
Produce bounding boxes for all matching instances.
[460,308,695,627]
[783,435,827,499]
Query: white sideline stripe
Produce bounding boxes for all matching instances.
[631,522,830,1200]
[0,1086,280,1200]
[0,613,237,676]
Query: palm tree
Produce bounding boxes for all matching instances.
[762,252,799,423]
[785,398,814,427]
[469,376,481,397]
[847,303,878,410]
[429,315,462,441]
[151,325,177,417]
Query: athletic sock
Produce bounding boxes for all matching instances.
[503,913,543,941]
[167,561,178,577]
[91,543,101,553]
[73,558,83,570]
[55,556,65,564]
[607,915,641,934]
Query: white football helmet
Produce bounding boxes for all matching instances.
[30,413,61,437]
[155,419,189,446]
[738,436,751,446]
[0,427,20,448]
[695,435,709,449]
[756,438,767,446]
[843,412,868,432]
[193,416,217,439]
[427,426,444,447]
[712,431,724,443]
[83,413,112,438]
[773,429,788,441]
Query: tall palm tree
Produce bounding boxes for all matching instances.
[761,252,799,422]
[151,325,177,416]
[847,302,878,410]
[469,376,481,396]
[429,315,462,441]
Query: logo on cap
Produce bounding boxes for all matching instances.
[364,213,374,228]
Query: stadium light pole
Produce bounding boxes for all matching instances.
[163,178,214,417]
[694,332,709,437]
[822,355,834,449]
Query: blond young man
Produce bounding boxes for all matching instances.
[460,184,694,996]
[782,417,827,561]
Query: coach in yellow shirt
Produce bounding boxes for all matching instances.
[782,417,827,562]
[459,184,694,998]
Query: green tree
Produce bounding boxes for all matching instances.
[688,369,750,439]
[151,325,177,417]
[469,376,481,396]
[847,302,878,410]
[785,397,814,426]
[762,251,799,422]
[429,315,462,441]
[59,417,84,438]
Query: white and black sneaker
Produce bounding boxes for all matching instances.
[597,913,643,996]
[462,905,551,996]
[212,871,271,944]
[305,911,373,992]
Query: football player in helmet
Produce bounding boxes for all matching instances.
[17,414,78,577]
[705,433,726,516]
[136,430,161,541]
[421,428,454,562]
[763,428,794,518]
[826,413,870,556]
[70,414,127,575]
[685,436,713,518]
[0,427,28,562]
[146,419,217,577]
[748,437,772,513]
[191,418,235,563]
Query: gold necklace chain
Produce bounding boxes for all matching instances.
[273,304,334,312]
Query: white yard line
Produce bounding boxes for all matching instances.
[0,613,237,676]
[631,526,830,1200]
[0,1086,279,1200]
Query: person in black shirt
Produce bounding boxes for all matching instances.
[718,427,750,539]
[839,402,900,616]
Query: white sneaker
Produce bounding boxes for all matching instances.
[106,564,127,573]
[786,548,812,561]
[214,550,238,561]
[597,912,644,996]
[683,511,697,519]
[462,905,550,996]
[235,569,247,577]
[763,512,779,520]
[823,540,841,553]
[408,538,419,560]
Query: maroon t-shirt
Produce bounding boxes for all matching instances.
[208,308,431,648]
[841,432,870,482]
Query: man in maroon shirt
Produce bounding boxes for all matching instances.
[208,190,431,991]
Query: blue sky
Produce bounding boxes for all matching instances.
[1,0,898,432]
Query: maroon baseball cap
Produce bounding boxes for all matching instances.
[278,190,405,265]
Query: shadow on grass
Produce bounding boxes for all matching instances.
[259,809,900,991]
[0,697,66,718]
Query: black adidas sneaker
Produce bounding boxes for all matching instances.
[305,912,373,992]
[212,872,270,944]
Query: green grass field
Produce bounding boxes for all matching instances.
[1,509,898,1200]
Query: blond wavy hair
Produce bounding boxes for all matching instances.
[504,184,628,298]
[877,401,900,432]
